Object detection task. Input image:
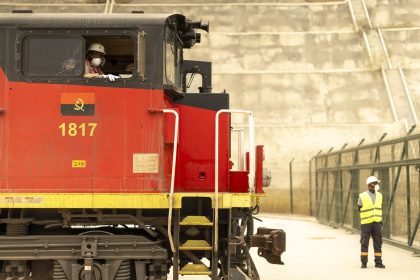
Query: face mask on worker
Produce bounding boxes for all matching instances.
[375,184,380,192]
[91,57,102,67]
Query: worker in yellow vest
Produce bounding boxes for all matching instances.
[358,175,385,269]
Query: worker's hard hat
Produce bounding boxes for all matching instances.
[366,175,380,185]
[88,43,106,55]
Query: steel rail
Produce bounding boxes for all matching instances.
[381,67,399,122]
[398,67,418,124]
[362,31,374,66]
[378,27,393,69]
[347,0,358,31]
[360,0,373,29]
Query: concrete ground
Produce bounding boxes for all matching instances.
[251,214,420,280]
[173,214,420,280]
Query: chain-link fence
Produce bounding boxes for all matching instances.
[310,129,420,252]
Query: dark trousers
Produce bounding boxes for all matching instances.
[360,222,383,264]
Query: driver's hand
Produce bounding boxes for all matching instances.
[102,74,120,82]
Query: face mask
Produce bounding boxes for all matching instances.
[375,184,380,192]
[91,58,102,67]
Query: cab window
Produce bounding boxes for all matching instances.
[22,36,84,77]
[84,35,135,79]
[164,26,181,87]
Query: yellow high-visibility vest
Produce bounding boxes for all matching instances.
[359,191,382,224]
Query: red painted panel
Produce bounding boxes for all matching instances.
[164,99,230,193]
[229,171,248,193]
[0,69,168,193]
[0,69,231,194]
[0,69,6,181]
[255,145,264,193]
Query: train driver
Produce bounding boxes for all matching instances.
[84,42,120,82]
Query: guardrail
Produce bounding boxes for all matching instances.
[310,127,420,252]
[215,109,255,252]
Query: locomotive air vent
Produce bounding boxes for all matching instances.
[132,10,144,14]
[12,10,33,13]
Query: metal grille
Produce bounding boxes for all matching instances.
[310,130,420,252]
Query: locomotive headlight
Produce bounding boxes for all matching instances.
[262,168,272,187]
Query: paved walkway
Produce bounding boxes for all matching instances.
[253,214,420,280]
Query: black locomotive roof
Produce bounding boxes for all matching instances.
[0,13,184,29]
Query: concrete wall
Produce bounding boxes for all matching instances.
[2,1,420,213]
[190,32,368,71]
[367,0,420,28]
[113,2,353,32]
[384,29,420,68]
[115,0,419,196]
[214,72,392,123]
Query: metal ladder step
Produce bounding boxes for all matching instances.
[179,264,211,276]
[179,216,213,226]
[179,240,212,251]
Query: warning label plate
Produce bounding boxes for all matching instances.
[133,153,159,173]
[72,160,86,168]
[0,196,44,204]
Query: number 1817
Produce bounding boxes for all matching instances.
[58,122,97,137]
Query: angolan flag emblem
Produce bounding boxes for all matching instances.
[61,93,95,116]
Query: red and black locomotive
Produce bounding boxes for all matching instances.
[0,12,285,280]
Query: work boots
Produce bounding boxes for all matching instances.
[361,263,386,268]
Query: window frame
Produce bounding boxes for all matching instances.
[16,29,142,83]
[163,25,182,88]
[17,34,86,80]
[137,31,146,81]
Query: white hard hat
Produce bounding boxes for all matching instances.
[88,43,106,55]
[366,175,380,185]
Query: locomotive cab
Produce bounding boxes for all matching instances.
[11,13,205,90]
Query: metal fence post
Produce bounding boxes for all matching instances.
[309,150,322,216]
[383,126,416,228]
[372,133,387,175]
[315,161,319,215]
[409,163,420,246]
[379,167,391,238]
[406,164,411,245]
[382,144,405,228]
[409,213,420,247]
[327,144,347,224]
[341,139,364,226]
[309,158,313,216]
[289,158,295,214]
[351,169,360,229]
[316,147,333,219]
[337,144,347,224]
